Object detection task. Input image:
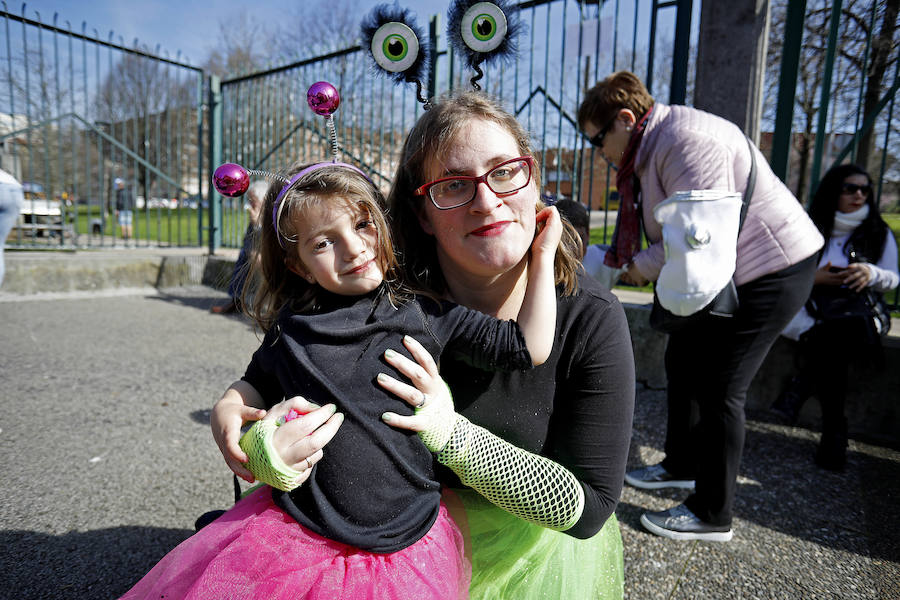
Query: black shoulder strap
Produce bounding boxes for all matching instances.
[739,136,757,231]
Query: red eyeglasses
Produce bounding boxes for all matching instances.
[415,156,535,210]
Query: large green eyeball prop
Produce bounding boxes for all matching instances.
[371,21,420,73]
[460,2,508,53]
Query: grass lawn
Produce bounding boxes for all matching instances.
[882,213,900,246]
[63,205,250,247]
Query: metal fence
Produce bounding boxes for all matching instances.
[2,1,898,309]
[212,0,696,248]
[0,4,205,249]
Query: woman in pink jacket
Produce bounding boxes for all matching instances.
[578,71,823,541]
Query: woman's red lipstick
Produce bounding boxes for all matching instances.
[470,221,510,237]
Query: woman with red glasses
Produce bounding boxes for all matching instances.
[377,90,635,599]
[774,164,898,470]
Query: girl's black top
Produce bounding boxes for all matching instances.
[242,289,532,552]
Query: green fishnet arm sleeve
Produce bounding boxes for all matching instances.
[435,414,585,531]
[238,419,305,492]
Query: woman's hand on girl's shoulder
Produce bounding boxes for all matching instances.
[377,336,457,452]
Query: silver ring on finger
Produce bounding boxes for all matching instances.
[416,392,427,409]
[305,457,313,470]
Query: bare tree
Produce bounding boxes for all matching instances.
[94,50,197,205]
[852,0,899,169]
[204,11,273,79]
[765,0,898,200]
[274,0,363,61]
[764,0,829,201]
[0,43,79,200]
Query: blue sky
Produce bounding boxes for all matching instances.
[10,0,450,66]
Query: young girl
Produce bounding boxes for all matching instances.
[121,159,562,600]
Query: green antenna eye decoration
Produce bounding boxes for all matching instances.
[447,0,521,90]
[461,2,507,52]
[361,5,431,106]
[371,21,419,73]
[384,34,409,62]
[473,14,496,41]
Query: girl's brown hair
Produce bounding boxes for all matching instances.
[241,161,404,332]
[577,70,655,131]
[387,90,582,297]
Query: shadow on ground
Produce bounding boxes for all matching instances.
[626,386,900,564]
[148,289,235,313]
[0,527,192,599]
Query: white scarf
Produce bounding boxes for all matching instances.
[832,204,869,236]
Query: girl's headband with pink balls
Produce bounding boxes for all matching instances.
[212,82,373,248]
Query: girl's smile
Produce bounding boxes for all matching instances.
[344,258,376,276]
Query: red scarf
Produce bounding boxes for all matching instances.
[603,107,653,268]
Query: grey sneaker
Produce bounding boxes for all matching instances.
[624,463,695,490]
[640,504,733,541]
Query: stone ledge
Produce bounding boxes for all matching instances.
[2,249,234,295]
[618,295,899,448]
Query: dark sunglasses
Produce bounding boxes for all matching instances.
[587,114,619,148]
[841,182,872,196]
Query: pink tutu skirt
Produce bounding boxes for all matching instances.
[120,486,470,600]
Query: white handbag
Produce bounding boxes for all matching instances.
[652,190,744,316]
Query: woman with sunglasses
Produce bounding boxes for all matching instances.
[773,164,898,471]
[577,71,823,542]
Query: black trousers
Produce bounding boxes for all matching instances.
[794,315,876,439]
[660,254,817,526]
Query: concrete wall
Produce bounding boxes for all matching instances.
[622,301,899,449]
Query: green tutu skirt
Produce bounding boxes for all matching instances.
[447,488,624,600]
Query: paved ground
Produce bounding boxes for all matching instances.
[1,286,898,599]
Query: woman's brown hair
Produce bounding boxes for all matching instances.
[241,161,405,332]
[577,70,655,131]
[387,90,583,297]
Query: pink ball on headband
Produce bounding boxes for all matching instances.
[307,82,341,116]
[212,163,250,197]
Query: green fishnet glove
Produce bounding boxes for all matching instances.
[414,382,459,453]
[438,416,585,530]
[238,419,305,492]
[416,388,585,531]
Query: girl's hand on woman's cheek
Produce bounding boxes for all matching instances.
[532,206,563,262]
